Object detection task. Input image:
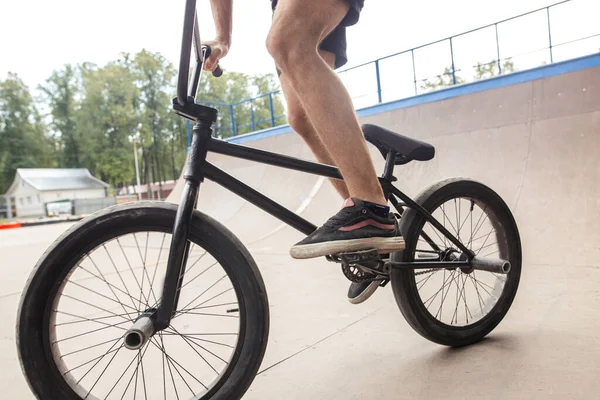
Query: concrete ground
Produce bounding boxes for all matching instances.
[2,222,600,399]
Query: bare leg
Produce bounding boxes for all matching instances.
[279,49,350,200]
[267,0,386,206]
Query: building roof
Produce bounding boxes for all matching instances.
[6,168,109,194]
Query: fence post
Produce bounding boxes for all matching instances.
[250,100,255,132]
[375,59,382,103]
[269,93,275,127]
[495,23,502,74]
[449,37,457,85]
[546,7,554,63]
[229,104,236,136]
[411,49,417,95]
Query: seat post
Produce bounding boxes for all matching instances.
[382,150,397,182]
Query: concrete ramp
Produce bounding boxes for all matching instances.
[165,54,600,399]
[169,54,600,266]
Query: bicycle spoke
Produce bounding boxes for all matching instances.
[166,327,219,376]
[78,265,141,310]
[150,336,198,396]
[103,244,139,312]
[55,310,137,327]
[175,287,235,318]
[54,310,133,332]
[60,336,124,358]
[74,336,123,386]
[132,233,151,311]
[116,238,149,312]
[61,294,132,323]
[157,334,181,400]
[53,320,129,344]
[149,233,167,306]
[169,325,228,366]
[63,282,136,321]
[106,343,149,399]
[175,275,228,318]
[174,333,234,349]
[87,255,138,316]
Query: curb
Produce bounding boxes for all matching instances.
[0,216,84,230]
[0,222,22,230]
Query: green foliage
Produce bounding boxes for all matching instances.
[39,64,80,168]
[420,67,465,93]
[474,59,517,80]
[422,59,518,93]
[75,60,139,187]
[1,49,284,197]
[0,73,55,193]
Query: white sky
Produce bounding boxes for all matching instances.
[1,0,598,104]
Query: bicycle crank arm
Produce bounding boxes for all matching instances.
[387,257,511,274]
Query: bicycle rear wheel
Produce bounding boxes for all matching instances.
[391,178,522,346]
[17,202,269,400]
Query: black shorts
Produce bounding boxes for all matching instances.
[270,0,364,69]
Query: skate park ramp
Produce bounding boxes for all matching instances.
[162,52,600,399]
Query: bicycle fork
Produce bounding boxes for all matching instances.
[124,118,214,349]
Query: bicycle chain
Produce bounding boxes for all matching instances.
[413,268,438,276]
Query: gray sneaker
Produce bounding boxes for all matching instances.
[347,280,382,304]
[290,198,405,259]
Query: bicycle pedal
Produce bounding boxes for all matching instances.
[338,248,381,264]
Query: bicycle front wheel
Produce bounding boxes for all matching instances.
[17,202,270,400]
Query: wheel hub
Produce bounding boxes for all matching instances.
[124,311,157,351]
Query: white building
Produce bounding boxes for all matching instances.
[3,168,109,217]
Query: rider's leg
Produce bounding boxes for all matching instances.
[279,50,350,200]
[267,0,404,259]
[266,0,385,206]
[281,47,379,302]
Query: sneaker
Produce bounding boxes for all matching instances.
[347,280,382,304]
[289,198,405,259]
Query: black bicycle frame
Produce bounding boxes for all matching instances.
[155,0,473,330]
[155,118,473,329]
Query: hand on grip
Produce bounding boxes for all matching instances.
[202,44,226,78]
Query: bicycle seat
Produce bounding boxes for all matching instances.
[362,124,435,165]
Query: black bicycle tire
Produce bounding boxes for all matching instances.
[390,178,522,347]
[16,201,270,400]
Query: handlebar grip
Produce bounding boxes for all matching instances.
[212,65,223,77]
[203,45,224,78]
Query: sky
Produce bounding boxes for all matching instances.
[0,0,598,103]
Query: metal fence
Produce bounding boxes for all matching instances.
[197,0,599,138]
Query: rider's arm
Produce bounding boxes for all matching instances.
[210,0,232,46]
[203,0,232,71]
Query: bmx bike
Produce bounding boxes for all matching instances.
[16,1,522,399]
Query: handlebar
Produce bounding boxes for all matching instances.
[176,0,223,107]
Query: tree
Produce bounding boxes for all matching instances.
[0,73,55,193]
[474,59,517,80]
[76,61,138,188]
[130,50,179,197]
[420,67,465,93]
[39,65,81,168]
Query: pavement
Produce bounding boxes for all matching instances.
[1,59,599,398]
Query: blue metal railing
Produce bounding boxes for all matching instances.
[196,0,598,138]
[196,91,287,138]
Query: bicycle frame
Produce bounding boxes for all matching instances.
[155,117,473,329]
[155,0,474,330]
